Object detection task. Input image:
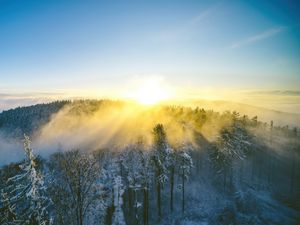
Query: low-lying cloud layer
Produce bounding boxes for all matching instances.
[0,93,65,112]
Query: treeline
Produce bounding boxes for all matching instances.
[0,100,298,140]
[0,101,69,138]
[0,101,299,225]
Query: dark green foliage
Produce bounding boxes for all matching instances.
[0,101,69,138]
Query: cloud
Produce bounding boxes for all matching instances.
[235,89,300,115]
[0,92,68,112]
[230,27,285,49]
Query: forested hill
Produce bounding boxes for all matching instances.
[0,99,299,140]
[0,100,300,224]
[0,101,69,137]
[0,100,128,138]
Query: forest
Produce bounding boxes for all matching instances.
[0,100,299,225]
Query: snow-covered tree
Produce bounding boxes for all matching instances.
[0,190,17,225]
[211,122,251,191]
[139,150,153,225]
[47,150,101,225]
[119,139,153,225]
[151,124,172,220]
[111,176,126,225]
[2,134,52,225]
[177,145,193,214]
[168,145,177,213]
[99,153,126,225]
[120,146,142,225]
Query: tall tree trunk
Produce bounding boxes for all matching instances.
[182,174,185,214]
[128,188,133,220]
[170,167,175,212]
[157,182,161,221]
[77,181,83,225]
[146,188,149,225]
[105,204,115,225]
[79,198,83,225]
[143,188,149,225]
[134,190,138,225]
[143,188,147,225]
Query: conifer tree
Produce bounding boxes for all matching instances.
[3,134,52,225]
[177,146,193,214]
[151,124,171,220]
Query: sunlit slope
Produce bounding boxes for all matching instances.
[171,99,300,127]
[0,99,299,165]
[36,100,215,150]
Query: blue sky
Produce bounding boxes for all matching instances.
[0,0,299,98]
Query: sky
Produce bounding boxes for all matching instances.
[0,0,300,111]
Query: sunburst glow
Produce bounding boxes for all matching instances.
[130,79,171,105]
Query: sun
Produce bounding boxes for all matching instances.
[132,79,170,105]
